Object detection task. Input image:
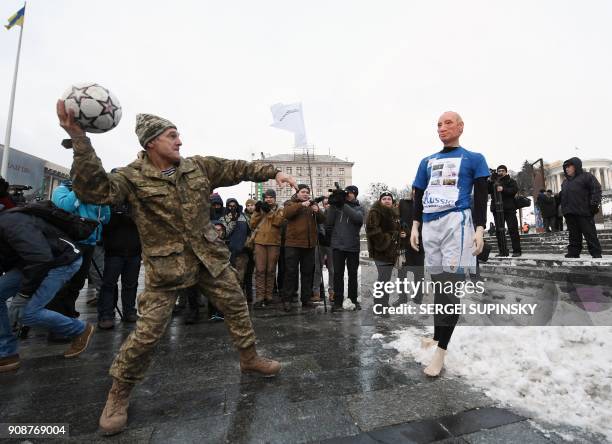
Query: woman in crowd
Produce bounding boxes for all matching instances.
[250,189,284,308]
[366,192,408,311]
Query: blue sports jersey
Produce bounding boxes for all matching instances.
[412,147,489,222]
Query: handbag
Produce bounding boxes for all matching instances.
[514,195,531,209]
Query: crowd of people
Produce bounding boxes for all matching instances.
[0,108,606,435]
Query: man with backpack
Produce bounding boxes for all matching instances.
[0,205,95,372]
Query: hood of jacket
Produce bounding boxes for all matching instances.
[211,193,224,206]
[563,157,583,178]
[224,198,243,216]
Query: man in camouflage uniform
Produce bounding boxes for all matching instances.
[56,101,296,435]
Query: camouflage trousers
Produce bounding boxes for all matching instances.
[109,264,255,384]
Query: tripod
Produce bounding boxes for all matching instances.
[90,257,124,320]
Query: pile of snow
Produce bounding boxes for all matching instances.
[386,326,612,441]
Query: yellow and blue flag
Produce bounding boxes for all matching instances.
[5,5,25,30]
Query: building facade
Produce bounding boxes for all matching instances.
[545,158,612,195]
[1,145,70,200]
[251,151,354,202]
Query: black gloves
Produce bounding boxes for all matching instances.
[591,204,600,215]
[261,201,271,213]
[255,201,263,212]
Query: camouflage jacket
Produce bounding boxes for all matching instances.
[67,136,278,290]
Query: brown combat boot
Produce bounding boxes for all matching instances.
[310,291,321,302]
[239,345,281,377]
[98,379,134,436]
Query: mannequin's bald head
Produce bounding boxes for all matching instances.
[437,111,464,147]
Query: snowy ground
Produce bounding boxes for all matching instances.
[384,326,612,441]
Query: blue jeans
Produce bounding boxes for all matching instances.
[0,258,85,358]
[98,255,141,321]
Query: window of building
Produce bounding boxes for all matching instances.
[326,179,332,188]
[339,179,345,187]
[316,179,322,188]
[296,166,302,176]
[339,167,344,176]
[316,167,322,176]
[327,167,333,175]
[286,166,292,175]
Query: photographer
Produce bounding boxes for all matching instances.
[560,157,602,258]
[250,189,284,308]
[488,165,521,257]
[326,185,364,312]
[0,205,95,372]
[0,178,16,210]
[282,184,325,310]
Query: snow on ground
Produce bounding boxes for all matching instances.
[385,326,612,441]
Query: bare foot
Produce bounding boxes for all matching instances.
[421,337,438,349]
[424,347,446,377]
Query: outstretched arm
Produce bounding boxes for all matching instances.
[196,156,297,190]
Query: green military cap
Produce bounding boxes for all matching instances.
[135,113,177,148]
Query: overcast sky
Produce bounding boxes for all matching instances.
[1,0,611,202]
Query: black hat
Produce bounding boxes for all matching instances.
[345,185,358,196]
[379,191,394,202]
[496,165,507,172]
[263,189,276,198]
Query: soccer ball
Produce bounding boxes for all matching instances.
[61,83,122,133]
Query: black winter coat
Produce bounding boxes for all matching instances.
[488,174,518,212]
[102,205,142,257]
[560,157,602,217]
[326,200,364,253]
[0,211,82,296]
[536,193,557,218]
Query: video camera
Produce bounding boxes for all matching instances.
[8,184,32,206]
[327,182,347,208]
[488,168,500,183]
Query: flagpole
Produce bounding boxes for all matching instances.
[1,4,25,179]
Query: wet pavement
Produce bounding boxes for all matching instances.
[1,281,606,443]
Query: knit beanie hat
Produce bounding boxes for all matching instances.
[263,189,276,198]
[496,165,508,172]
[135,113,177,148]
[379,191,394,202]
[345,185,359,197]
[246,198,256,206]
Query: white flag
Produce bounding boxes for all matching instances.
[270,102,307,147]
